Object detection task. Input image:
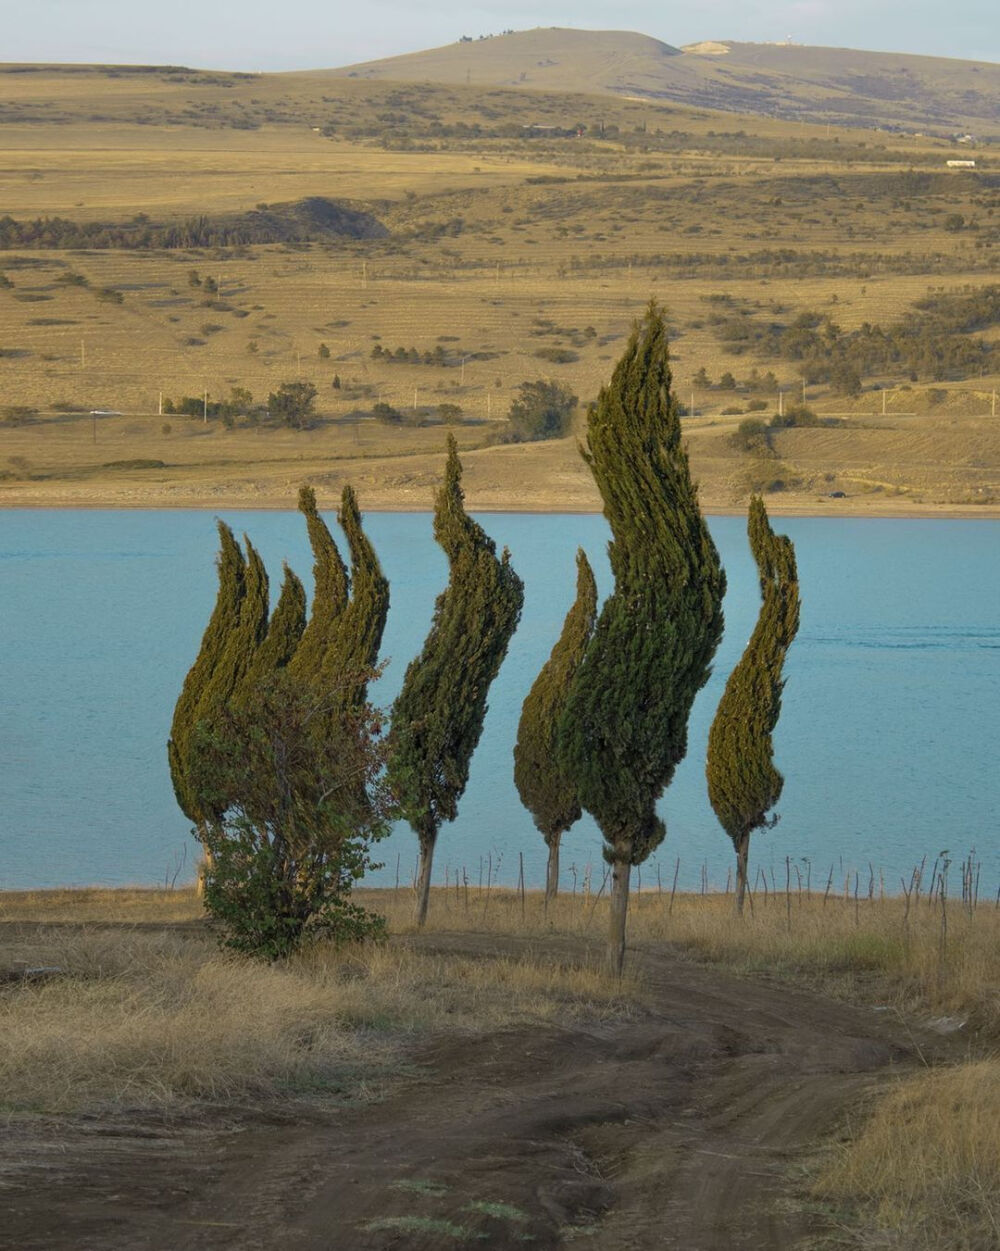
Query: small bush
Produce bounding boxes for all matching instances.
[728,418,771,452]
[2,405,38,426]
[533,347,579,364]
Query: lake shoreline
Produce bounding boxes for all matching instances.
[2,494,998,520]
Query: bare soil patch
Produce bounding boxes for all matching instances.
[1,929,961,1251]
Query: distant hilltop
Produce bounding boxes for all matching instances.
[329,27,1000,137]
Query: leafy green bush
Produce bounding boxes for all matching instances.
[193,672,391,959]
[533,347,579,364]
[268,381,317,429]
[729,418,772,453]
[507,379,577,441]
[372,401,402,423]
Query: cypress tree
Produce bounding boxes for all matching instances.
[389,435,524,927]
[167,520,245,824]
[288,485,349,686]
[231,562,307,708]
[559,304,726,975]
[514,548,597,902]
[187,536,270,820]
[706,495,800,914]
[315,484,390,721]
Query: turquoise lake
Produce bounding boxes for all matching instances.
[1,510,998,896]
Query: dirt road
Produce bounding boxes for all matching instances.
[2,933,954,1250]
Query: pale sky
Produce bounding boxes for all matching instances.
[3,0,997,70]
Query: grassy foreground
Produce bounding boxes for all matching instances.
[1,884,997,1248]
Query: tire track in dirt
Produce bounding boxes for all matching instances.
[1,933,960,1251]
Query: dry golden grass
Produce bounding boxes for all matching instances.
[370,885,1000,1038]
[815,1062,1000,1249]
[1,69,996,513]
[0,889,632,1115]
[4,885,996,1248]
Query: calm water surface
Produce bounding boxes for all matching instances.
[1,511,997,895]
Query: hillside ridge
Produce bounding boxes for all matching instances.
[331,27,1000,136]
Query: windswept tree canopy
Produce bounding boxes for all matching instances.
[515,548,597,846]
[231,562,307,709]
[288,485,349,687]
[167,520,246,824]
[707,495,800,853]
[390,434,524,857]
[317,485,390,718]
[560,303,726,866]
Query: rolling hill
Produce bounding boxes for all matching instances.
[334,27,1000,138]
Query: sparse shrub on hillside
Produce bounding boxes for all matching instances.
[729,419,772,453]
[769,404,823,429]
[268,381,317,430]
[2,405,37,426]
[534,347,579,364]
[507,379,577,442]
[712,286,1000,387]
[372,401,402,423]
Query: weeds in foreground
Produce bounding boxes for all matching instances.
[370,878,1000,1038]
[0,902,630,1114]
[814,1061,1000,1250]
[2,884,997,1251]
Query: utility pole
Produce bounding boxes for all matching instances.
[690,390,695,418]
[413,386,418,410]
[882,389,887,416]
[158,391,163,416]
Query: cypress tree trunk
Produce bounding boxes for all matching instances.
[414,820,437,928]
[545,834,561,903]
[735,829,750,916]
[608,858,631,978]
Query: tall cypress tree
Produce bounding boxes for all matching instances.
[514,548,597,902]
[706,495,800,914]
[167,520,246,825]
[389,435,524,927]
[231,562,307,709]
[559,304,726,975]
[186,536,270,821]
[316,484,390,721]
[288,485,348,686]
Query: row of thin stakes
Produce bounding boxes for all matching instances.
[168,305,801,972]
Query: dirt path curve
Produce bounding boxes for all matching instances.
[3,934,957,1251]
